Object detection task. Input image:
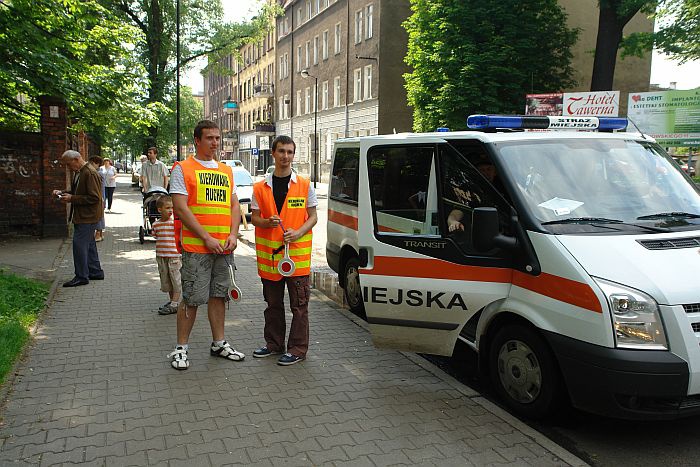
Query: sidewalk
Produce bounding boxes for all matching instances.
[0,180,586,466]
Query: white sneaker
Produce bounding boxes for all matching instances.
[168,346,189,370]
[210,341,245,361]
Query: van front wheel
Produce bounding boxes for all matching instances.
[343,257,366,319]
[489,324,562,419]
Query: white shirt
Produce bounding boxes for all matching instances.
[169,158,221,195]
[250,171,318,210]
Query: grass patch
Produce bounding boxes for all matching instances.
[0,270,49,385]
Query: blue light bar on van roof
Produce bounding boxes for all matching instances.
[466,115,628,131]
[436,127,450,132]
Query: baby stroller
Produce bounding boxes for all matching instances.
[139,187,169,244]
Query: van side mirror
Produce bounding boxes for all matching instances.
[472,207,517,252]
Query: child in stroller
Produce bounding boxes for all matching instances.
[139,187,169,244]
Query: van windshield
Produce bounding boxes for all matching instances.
[494,138,700,233]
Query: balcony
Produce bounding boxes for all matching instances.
[254,121,275,134]
[253,83,274,99]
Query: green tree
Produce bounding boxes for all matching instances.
[0,0,140,132]
[157,86,204,160]
[621,0,700,64]
[404,0,578,132]
[108,0,271,151]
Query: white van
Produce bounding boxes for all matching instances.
[326,115,700,419]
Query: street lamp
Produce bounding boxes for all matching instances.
[176,0,181,161]
[300,68,318,188]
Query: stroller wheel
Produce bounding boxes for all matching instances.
[139,226,145,244]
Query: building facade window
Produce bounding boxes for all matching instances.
[334,23,341,55]
[296,90,302,117]
[305,87,311,114]
[322,80,329,110]
[322,30,329,60]
[313,36,319,65]
[364,64,372,99]
[333,76,341,107]
[305,41,310,69]
[354,10,363,44]
[297,46,302,72]
[366,4,373,39]
[353,68,362,103]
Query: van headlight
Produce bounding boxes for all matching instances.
[593,277,667,350]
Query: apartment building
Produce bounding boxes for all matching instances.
[204,25,276,174]
[275,0,412,182]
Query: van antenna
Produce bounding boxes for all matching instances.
[393,128,397,134]
[612,93,648,139]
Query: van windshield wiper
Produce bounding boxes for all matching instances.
[542,217,623,225]
[542,217,669,232]
[637,212,700,220]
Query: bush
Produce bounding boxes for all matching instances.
[0,270,49,384]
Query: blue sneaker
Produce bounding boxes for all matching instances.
[277,353,304,366]
[253,346,281,358]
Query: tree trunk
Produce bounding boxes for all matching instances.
[590,4,623,91]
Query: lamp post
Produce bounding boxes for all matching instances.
[300,68,318,188]
[176,0,181,161]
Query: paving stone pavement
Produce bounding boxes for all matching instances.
[0,180,586,466]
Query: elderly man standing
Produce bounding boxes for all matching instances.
[52,150,105,287]
[140,146,169,194]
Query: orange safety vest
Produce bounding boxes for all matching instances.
[254,175,313,280]
[179,157,234,254]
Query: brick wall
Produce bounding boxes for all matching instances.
[0,131,44,235]
[39,96,70,237]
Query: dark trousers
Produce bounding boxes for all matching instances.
[73,223,103,280]
[105,187,115,209]
[262,276,310,357]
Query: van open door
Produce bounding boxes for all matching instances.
[356,139,513,356]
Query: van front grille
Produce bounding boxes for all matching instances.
[638,237,700,250]
[684,304,700,314]
[692,323,700,333]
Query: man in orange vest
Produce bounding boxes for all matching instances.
[251,135,318,365]
[166,120,245,370]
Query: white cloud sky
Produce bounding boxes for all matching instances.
[185,2,700,94]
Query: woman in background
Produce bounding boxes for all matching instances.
[101,158,117,212]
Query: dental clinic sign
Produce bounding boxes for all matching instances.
[563,91,620,117]
[627,89,700,147]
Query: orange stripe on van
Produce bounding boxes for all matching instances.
[362,256,602,313]
[328,209,358,230]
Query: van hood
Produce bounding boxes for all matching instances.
[557,234,700,305]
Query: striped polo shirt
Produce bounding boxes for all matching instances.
[152,219,180,258]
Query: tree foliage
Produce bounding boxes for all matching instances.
[404,0,578,132]
[622,0,700,63]
[0,0,141,132]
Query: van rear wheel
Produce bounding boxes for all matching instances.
[343,257,366,319]
[489,324,563,419]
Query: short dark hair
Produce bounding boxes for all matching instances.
[147,147,158,154]
[156,195,172,209]
[271,135,296,153]
[89,156,103,165]
[194,120,219,140]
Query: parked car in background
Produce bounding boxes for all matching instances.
[673,157,696,177]
[266,164,296,175]
[232,167,254,205]
[221,159,243,168]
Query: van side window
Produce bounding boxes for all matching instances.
[330,147,360,202]
[439,144,510,255]
[368,146,439,236]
